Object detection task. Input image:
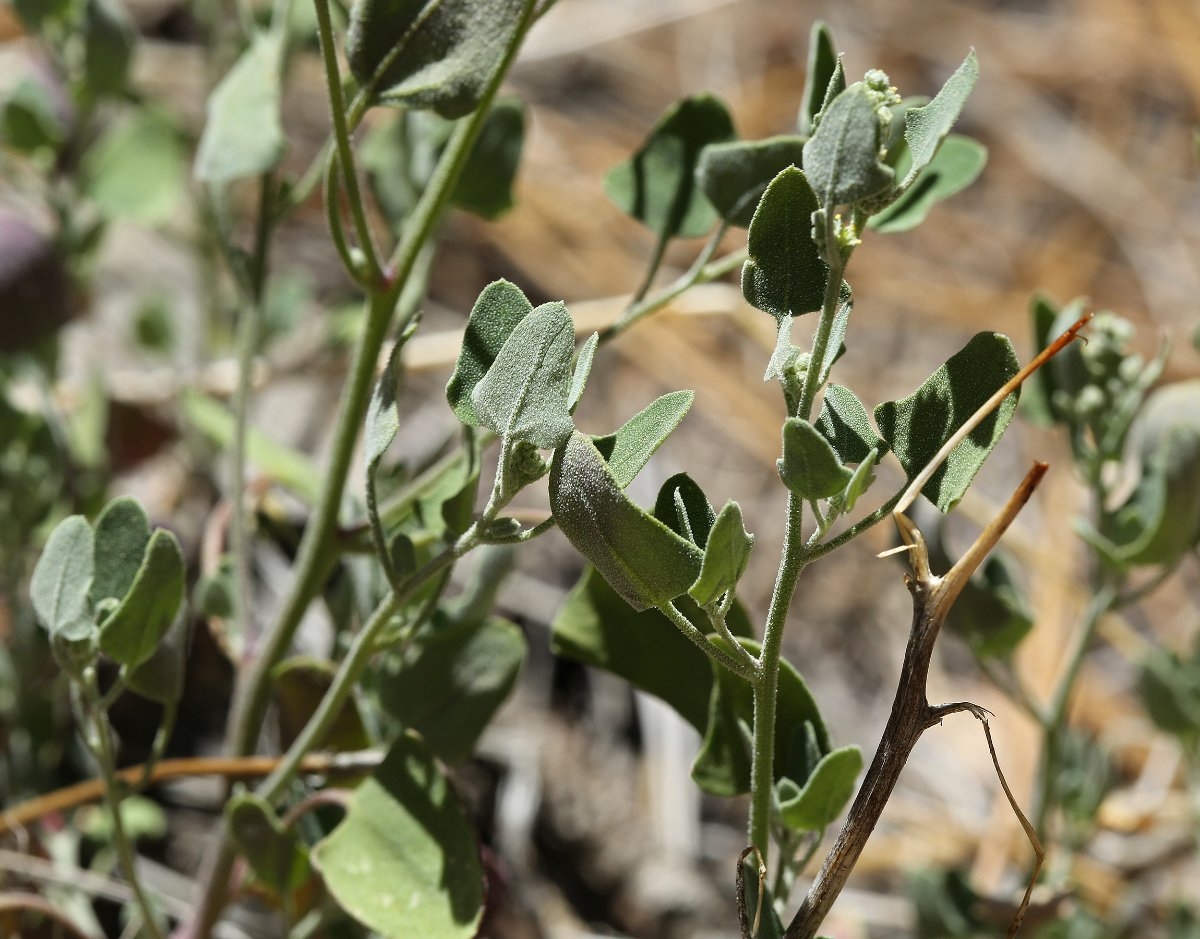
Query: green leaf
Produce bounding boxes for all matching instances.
[777,745,863,831]
[31,515,95,643]
[453,97,525,219]
[90,496,151,614]
[816,281,852,385]
[1,80,66,154]
[778,417,853,500]
[446,280,533,426]
[550,567,753,732]
[228,792,310,894]
[568,332,598,413]
[837,447,879,514]
[125,608,189,703]
[697,136,807,228]
[815,383,880,465]
[693,636,829,796]
[798,22,839,137]
[195,31,286,184]
[741,167,827,320]
[1138,647,1200,739]
[84,110,187,224]
[347,0,526,117]
[550,432,704,612]
[653,473,716,547]
[874,332,1019,512]
[900,51,979,190]
[312,734,483,938]
[83,0,136,102]
[689,501,754,607]
[98,529,185,668]
[868,135,986,233]
[591,390,694,489]
[802,83,894,208]
[604,94,736,240]
[472,300,575,449]
[272,656,370,752]
[374,617,524,764]
[947,552,1033,658]
[366,340,404,474]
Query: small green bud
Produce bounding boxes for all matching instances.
[509,439,549,487]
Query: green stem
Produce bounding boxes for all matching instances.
[804,490,902,561]
[630,231,670,306]
[312,0,384,288]
[660,602,756,682]
[1034,582,1117,837]
[85,679,164,939]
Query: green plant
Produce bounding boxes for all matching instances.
[13,4,1191,938]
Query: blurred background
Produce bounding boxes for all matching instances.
[2,0,1200,936]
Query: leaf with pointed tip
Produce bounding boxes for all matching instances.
[453,97,525,219]
[697,136,806,228]
[816,281,852,384]
[447,280,533,426]
[195,31,286,183]
[900,51,979,190]
[836,447,879,515]
[778,417,853,500]
[568,332,598,413]
[366,340,404,475]
[815,384,881,465]
[741,167,828,320]
[654,473,716,547]
[689,501,754,606]
[802,83,894,208]
[472,301,575,449]
[31,515,95,643]
[90,497,151,613]
[550,432,703,612]
[604,94,736,240]
[777,745,862,832]
[874,332,1019,512]
[764,315,799,381]
[311,734,483,938]
[869,135,986,233]
[590,391,695,489]
[98,529,185,668]
[347,0,526,117]
[799,22,839,137]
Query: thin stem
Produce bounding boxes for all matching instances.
[804,490,902,562]
[312,0,384,287]
[660,602,756,682]
[84,680,165,939]
[630,231,670,306]
[708,607,758,672]
[795,213,843,422]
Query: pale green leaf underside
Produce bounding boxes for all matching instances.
[31,515,94,642]
[447,279,533,426]
[802,83,894,208]
[591,390,694,489]
[778,745,863,832]
[901,50,979,190]
[778,417,853,500]
[91,496,150,610]
[689,500,754,606]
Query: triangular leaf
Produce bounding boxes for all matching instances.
[447,279,533,426]
[741,166,828,320]
[777,745,863,832]
[604,94,736,240]
[778,417,853,500]
[816,281,852,385]
[567,332,598,413]
[98,529,185,668]
[347,0,526,117]
[869,135,986,234]
[195,31,286,183]
[366,340,404,474]
[798,22,839,137]
[311,734,483,938]
[697,135,806,228]
[590,390,695,489]
[900,50,979,190]
[471,300,575,449]
[31,515,95,643]
[815,383,880,465]
[689,501,755,606]
[802,83,894,208]
[549,432,704,612]
[874,332,1019,512]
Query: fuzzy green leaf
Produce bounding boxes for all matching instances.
[568,332,598,413]
[653,473,716,547]
[83,0,136,101]
[366,341,403,474]
[778,417,853,500]
[741,167,828,320]
[604,94,736,240]
[1138,647,1200,739]
[550,432,704,612]
[551,567,754,732]
[228,792,310,894]
[98,529,185,668]
[591,390,695,489]
[447,280,533,426]
[802,83,894,208]
[347,0,525,117]
[689,501,754,606]
[84,110,187,224]
[90,496,151,613]
[693,636,829,796]
[798,22,839,137]
[837,447,879,514]
[472,300,575,449]
[697,136,806,228]
[312,734,483,938]
[195,31,286,183]
[874,332,1019,512]
[125,609,189,703]
[901,51,979,190]
[453,97,525,219]
[816,281,852,385]
[31,515,95,643]
[869,135,986,233]
[777,745,863,832]
[815,383,881,465]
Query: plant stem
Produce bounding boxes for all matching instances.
[84,680,164,939]
[1033,581,1117,837]
[660,602,756,682]
[630,231,670,306]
